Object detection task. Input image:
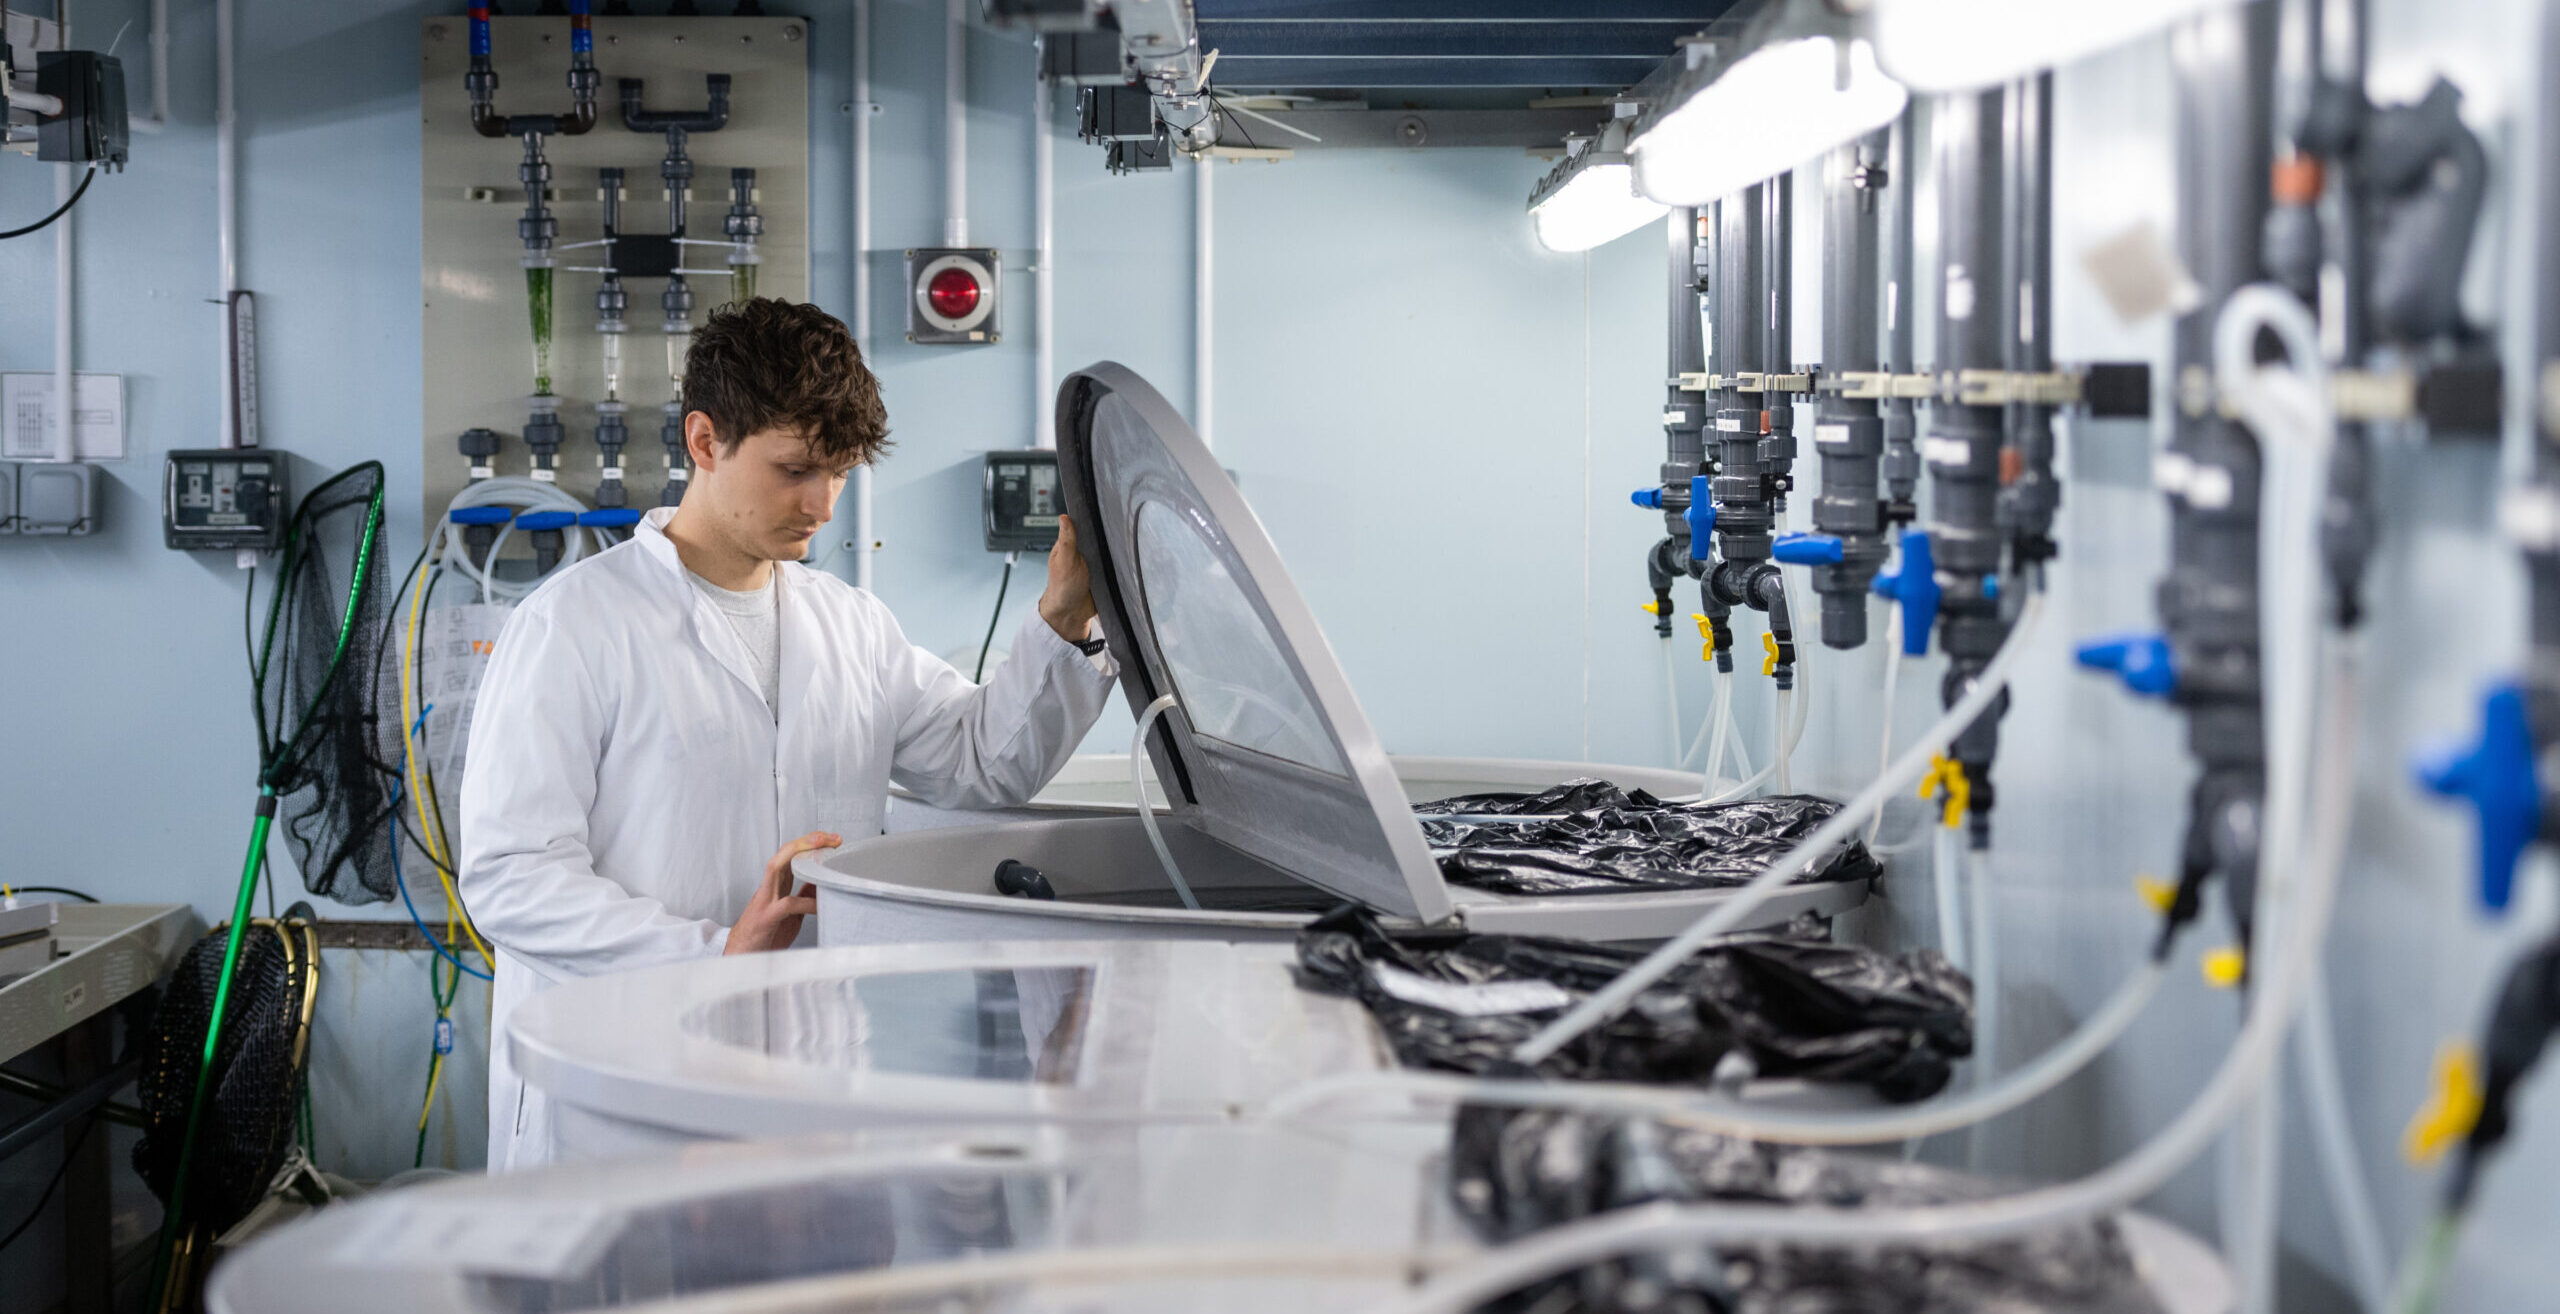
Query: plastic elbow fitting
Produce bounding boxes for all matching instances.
[2074,633,2177,698]
[1867,530,1939,657]
[2414,682,2542,913]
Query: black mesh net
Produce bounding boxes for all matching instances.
[260,463,397,906]
[131,921,315,1237]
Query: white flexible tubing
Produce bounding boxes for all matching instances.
[1683,673,1726,768]
[1934,824,1969,969]
[1662,640,1685,769]
[1371,652,2361,1314]
[1264,958,2166,1145]
[1130,695,1200,910]
[1871,608,1905,846]
[1773,688,1794,793]
[1702,668,1735,791]
[1964,841,2000,1173]
[2296,969,2393,1314]
[1515,592,2049,1065]
[2219,283,2338,1314]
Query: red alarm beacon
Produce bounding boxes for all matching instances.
[907,248,1002,344]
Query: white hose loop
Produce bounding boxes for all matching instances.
[1131,694,1201,911]
[2215,283,2338,1314]
[432,476,594,605]
[1369,650,2361,1314]
[1964,840,2001,1172]
[1514,592,2049,1065]
[2296,969,2394,1314]
[1267,957,2165,1146]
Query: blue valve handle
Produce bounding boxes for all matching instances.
[450,506,514,526]
[1683,474,1716,547]
[515,510,579,532]
[2075,633,2177,698]
[1867,530,1938,657]
[579,508,643,528]
[1772,532,1845,565]
[1630,488,1665,510]
[2415,681,2541,914]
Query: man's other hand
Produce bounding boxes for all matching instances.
[1039,513,1100,645]
[726,830,840,954]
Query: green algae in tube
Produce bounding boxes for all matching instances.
[525,264,557,396]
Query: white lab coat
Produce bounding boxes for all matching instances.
[458,507,1115,1171]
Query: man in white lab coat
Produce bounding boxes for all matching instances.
[458,298,1116,1171]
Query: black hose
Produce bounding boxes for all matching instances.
[5,886,98,903]
[0,166,96,241]
[972,556,1017,683]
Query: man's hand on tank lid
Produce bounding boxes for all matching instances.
[727,830,840,954]
[1039,513,1101,646]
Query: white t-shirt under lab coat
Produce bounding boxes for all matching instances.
[457,507,1116,1171]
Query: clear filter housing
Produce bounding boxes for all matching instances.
[524,262,557,396]
[665,321,692,390]
[598,321,624,401]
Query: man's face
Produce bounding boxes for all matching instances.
[689,419,853,563]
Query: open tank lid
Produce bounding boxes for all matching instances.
[1056,363,1452,923]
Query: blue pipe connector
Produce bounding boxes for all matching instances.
[1868,530,1938,657]
[579,509,643,529]
[2414,681,2541,914]
[450,506,514,526]
[514,510,580,532]
[2075,633,2177,698]
[1772,532,1845,566]
[1630,487,1665,509]
[1684,474,1716,546]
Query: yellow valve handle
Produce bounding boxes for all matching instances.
[1642,601,1664,616]
[2403,1042,2485,1165]
[1762,632,1781,677]
[2201,946,2247,989]
[1692,613,1713,640]
[2134,874,2177,915]
[1917,755,1971,829]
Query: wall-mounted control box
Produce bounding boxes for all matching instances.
[2,461,99,536]
[164,449,286,551]
[983,449,1061,553]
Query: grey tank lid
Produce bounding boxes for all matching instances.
[1056,363,1453,924]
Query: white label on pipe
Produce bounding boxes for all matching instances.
[1716,416,1744,433]
[2502,488,2560,550]
[1814,423,1852,450]
[1663,410,1692,426]
[2185,463,2234,510]
[1921,436,1971,466]
[1945,263,1975,322]
[2152,451,2194,494]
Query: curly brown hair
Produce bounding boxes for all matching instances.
[682,298,891,467]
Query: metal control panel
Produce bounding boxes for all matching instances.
[164,449,286,551]
[983,450,1062,552]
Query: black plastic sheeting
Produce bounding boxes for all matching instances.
[1449,1104,2164,1314]
[1412,782,1884,897]
[1296,908,1971,1102]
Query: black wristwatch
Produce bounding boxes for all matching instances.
[1072,633,1108,656]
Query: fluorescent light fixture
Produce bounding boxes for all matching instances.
[1629,35,1907,207]
[1869,0,2248,93]
[1528,119,1669,253]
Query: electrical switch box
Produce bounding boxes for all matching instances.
[164,449,286,551]
[36,50,128,169]
[14,461,97,535]
[1041,30,1126,85]
[1078,84,1157,142]
[983,449,1062,552]
[907,248,1002,345]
